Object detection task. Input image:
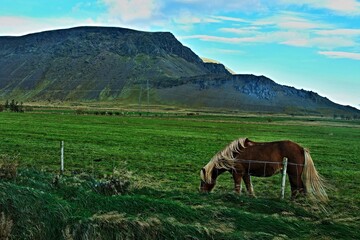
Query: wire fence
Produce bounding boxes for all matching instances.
[233,159,306,180]
[1,136,333,200]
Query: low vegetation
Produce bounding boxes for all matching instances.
[0,100,24,112]
[0,108,359,239]
[0,155,18,180]
[0,211,13,240]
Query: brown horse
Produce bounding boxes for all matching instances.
[199,138,328,202]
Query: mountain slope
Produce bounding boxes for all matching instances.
[0,26,229,100]
[155,74,359,115]
[0,26,358,116]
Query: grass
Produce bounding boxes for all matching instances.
[0,109,359,239]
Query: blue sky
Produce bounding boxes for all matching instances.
[1,0,359,108]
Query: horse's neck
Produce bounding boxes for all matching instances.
[212,168,227,180]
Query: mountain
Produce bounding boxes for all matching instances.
[0,26,229,100]
[156,74,360,115]
[0,26,358,116]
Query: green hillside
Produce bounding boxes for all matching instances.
[0,26,229,101]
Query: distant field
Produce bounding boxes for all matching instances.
[1,109,359,239]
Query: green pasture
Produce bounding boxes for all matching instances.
[0,110,359,239]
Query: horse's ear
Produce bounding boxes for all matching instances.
[202,168,206,175]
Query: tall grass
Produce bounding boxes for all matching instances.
[0,155,18,180]
[0,212,13,240]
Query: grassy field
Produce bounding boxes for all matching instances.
[0,109,359,239]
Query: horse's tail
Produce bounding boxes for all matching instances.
[302,149,328,202]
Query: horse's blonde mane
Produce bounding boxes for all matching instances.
[201,138,247,184]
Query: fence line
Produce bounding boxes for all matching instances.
[231,159,306,181]
[60,141,64,175]
[281,158,288,199]
[234,159,304,167]
[2,139,330,201]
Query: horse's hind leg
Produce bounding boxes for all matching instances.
[243,174,255,197]
[231,172,243,194]
[288,174,305,199]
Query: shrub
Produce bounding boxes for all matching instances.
[94,168,131,196]
[94,177,130,196]
[7,100,24,112]
[0,155,18,180]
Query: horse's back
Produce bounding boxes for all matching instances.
[239,140,304,162]
[278,140,304,161]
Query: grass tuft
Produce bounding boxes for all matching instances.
[0,212,13,240]
[0,155,18,180]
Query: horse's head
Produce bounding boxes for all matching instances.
[199,152,236,193]
[199,167,216,193]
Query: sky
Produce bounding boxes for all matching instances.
[0,0,359,108]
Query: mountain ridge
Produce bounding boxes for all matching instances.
[0,26,358,116]
[0,26,230,100]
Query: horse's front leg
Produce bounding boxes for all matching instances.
[231,171,243,194]
[243,174,255,197]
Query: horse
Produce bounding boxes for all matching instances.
[199,138,328,202]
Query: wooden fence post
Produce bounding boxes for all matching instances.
[280,157,288,199]
[60,141,64,175]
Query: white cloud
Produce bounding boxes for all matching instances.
[0,0,165,34]
[174,11,220,25]
[311,37,356,48]
[282,36,356,48]
[205,11,359,50]
[220,27,259,35]
[277,19,323,29]
[180,35,241,43]
[182,25,357,50]
[324,0,360,14]
[173,0,268,12]
[0,16,99,36]
[253,11,334,29]
[211,16,250,23]
[318,51,360,60]
[316,29,360,36]
[280,38,309,47]
[216,49,245,54]
[279,0,360,15]
[180,34,268,43]
[101,0,160,22]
